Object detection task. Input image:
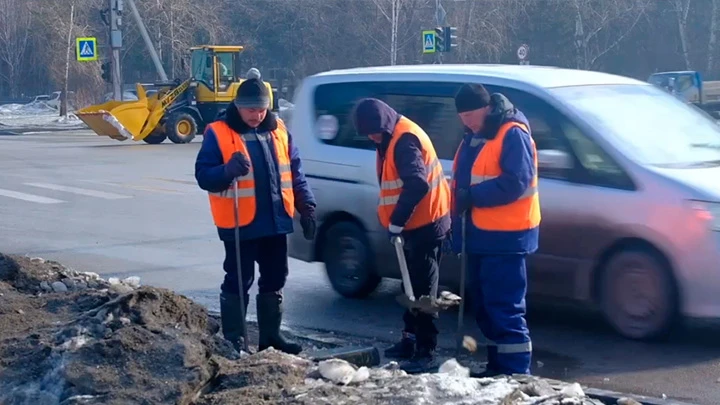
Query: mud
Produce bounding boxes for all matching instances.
[0,253,610,405]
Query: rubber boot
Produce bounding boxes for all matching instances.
[398,317,438,374]
[256,291,302,355]
[219,291,248,353]
[398,344,437,374]
[384,331,416,359]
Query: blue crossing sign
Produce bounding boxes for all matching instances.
[422,30,436,54]
[76,37,98,62]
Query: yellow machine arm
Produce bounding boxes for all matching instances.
[75,79,191,142]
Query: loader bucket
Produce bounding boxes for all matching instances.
[75,90,151,142]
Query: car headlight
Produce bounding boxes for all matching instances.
[688,200,720,232]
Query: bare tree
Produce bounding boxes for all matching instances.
[708,0,718,73]
[448,0,519,64]
[0,0,32,97]
[571,0,650,70]
[672,0,692,70]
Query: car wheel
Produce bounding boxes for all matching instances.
[599,248,678,340]
[322,221,381,299]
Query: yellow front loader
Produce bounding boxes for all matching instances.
[76,45,275,144]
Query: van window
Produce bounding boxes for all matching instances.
[488,86,634,189]
[313,81,465,160]
[484,86,574,180]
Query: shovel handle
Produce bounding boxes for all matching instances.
[455,213,468,356]
[392,236,416,302]
[232,181,250,353]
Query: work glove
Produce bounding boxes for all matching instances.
[300,212,316,241]
[454,188,472,215]
[224,152,251,178]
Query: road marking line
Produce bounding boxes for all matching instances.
[147,177,197,186]
[114,183,186,195]
[0,188,65,204]
[24,182,132,200]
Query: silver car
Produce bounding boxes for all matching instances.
[286,64,720,341]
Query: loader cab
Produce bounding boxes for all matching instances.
[190,45,243,95]
[189,45,275,121]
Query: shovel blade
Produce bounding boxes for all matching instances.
[395,291,462,314]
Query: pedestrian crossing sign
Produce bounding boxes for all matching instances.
[76,37,98,62]
[422,30,436,54]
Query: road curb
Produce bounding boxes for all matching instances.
[585,387,700,405]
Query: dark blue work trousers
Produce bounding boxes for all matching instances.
[469,253,532,375]
[221,234,289,302]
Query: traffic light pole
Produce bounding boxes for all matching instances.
[109,0,122,100]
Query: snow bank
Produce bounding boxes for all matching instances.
[0,101,86,130]
[0,253,606,405]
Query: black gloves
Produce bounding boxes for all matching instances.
[455,188,472,214]
[225,152,251,178]
[300,210,316,240]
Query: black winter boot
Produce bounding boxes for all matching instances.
[398,344,438,374]
[384,331,416,359]
[399,317,438,374]
[219,291,249,353]
[256,291,302,355]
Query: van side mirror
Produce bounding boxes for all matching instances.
[205,57,212,69]
[538,149,573,170]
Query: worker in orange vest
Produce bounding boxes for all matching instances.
[451,84,541,376]
[352,98,451,373]
[194,77,317,355]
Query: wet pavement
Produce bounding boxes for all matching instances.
[1,131,719,404]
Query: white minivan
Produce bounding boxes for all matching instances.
[286,64,720,341]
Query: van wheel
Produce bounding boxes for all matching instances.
[167,112,197,144]
[322,221,381,298]
[599,248,679,341]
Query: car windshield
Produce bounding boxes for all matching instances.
[550,84,720,167]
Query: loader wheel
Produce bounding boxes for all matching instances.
[142,130,167,144]
[167,112,197,144]
[322,221,381,299]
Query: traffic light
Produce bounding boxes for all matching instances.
[101,61,111,83]
[435,27,445,52]
[444,26,458,52]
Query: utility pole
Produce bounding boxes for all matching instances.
[109,0,123,100]
[127,0,168,82]
[61,3,75,118]
[434,0,446,64]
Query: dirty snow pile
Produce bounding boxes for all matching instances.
[0,102,85,130]
[0,253,606,405]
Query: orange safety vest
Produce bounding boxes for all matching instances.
[451,121,541,232]
[377,116,450,230]
[206,119,295,229]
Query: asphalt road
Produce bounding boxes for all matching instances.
[1,130,719,404]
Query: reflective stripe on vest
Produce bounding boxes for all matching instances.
[377,116,451,230]
[452,121,541,232]
[206,119,295,229]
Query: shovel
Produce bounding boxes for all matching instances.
[232,181,250,354]
[455,214,468,357]
[391,236,462,314]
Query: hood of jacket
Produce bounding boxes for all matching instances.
[215,104,278,134]
[478,93,531,140]
[352,98,401,152]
